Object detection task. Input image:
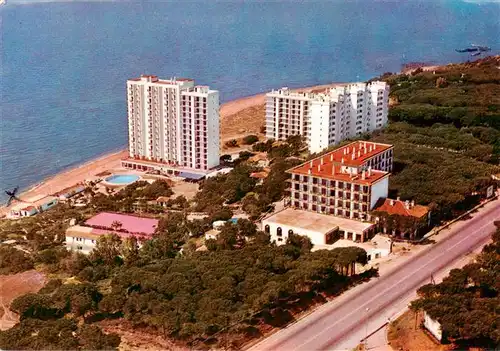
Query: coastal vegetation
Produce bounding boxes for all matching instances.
[409,222,500,348]
[0,216,372,349]
[1,56,499,348]
[0,246,34,275]
[379,56,500,161]
[370,57,500,221]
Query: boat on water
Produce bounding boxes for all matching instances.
[471,44,491,52]
[456,45,491,53]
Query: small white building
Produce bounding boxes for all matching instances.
[204,229,220,240]
[8,195,59,219]
[212,220,227,230]
[423,311,444,343]
[66,225,98,254]
[262,208,377,246]
[316,234,392,262]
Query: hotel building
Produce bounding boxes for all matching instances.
[265,81,389,153]
[262,141,393,244]
[123,75,220,173]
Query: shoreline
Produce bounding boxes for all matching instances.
[8,57,483,208]
[2,81,345,213]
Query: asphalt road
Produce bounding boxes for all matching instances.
[249,198,500,351]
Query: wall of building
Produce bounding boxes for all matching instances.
[265,90,311,142]
[262,220,332,246]
[66,235,97,255]
[309,100,332,153]
[370,177,389,210]
[423,312,443,342]
[206,90,220,169]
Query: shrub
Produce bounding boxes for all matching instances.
[242,135,259,145]
[0,246,34,274]
[225,139,238,148]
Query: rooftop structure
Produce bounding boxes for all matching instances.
[52,184,86,201]
[371,197,432,240]
[66,212,159,254]
[84,212,158,235]
[265,81,389,153]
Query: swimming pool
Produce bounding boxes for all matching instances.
[104,174,140,186]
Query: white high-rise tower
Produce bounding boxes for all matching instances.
[124,75,220,173]
[265,81,389,153]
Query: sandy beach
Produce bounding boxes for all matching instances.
[1,82,342,215]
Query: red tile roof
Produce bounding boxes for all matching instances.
[250,171,269,179]
[21,206,37,212]
[288,162,388,185]
[372,198,429,218]
[323,141,393,167]
[287,141,392,185]
[84,212,158,236]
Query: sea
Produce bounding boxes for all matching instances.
[1,0,499,203]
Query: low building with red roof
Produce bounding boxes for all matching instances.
[371,198,431,240]
[65,212,159,254]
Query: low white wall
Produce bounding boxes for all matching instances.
[423,311,443,342]
[262,220,328,246]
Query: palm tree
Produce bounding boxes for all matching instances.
[111,221,123,232]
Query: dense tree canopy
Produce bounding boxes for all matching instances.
[410,223,500,348]
[0,246,34,274]
[369,136,497,216]
[194,164,257,212]
[379,56,500,161]
[0,280,120,351]
[90,180,173,213]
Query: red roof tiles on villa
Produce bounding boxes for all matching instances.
[372,198,429,218]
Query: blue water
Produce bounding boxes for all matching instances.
[1,0,499,203]
[104,174,140,185]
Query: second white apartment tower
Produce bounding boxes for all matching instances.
[127,75,219,171]
[265,81,389,153]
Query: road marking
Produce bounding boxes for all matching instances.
[290,219,495,351]
[248,204,499,351]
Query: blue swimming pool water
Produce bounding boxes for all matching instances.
[104,174,140,185]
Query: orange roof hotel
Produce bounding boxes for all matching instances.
[263,141,394,245]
